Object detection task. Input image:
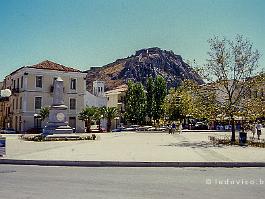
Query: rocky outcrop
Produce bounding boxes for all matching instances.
[85,47,204,91]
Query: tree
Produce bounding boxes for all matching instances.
[163,81,194,122]
[78,106,97,133]
[102,107,118,132]
[240,73,265,121]
[39,107,50,121]
[146,77,154,123]
[125,81,147,124]
[93,107,104,131]
[201,35,260,142]
[153,75,167,124]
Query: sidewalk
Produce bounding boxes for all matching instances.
[1,130,265,162]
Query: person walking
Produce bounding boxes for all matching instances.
[172,122,176,134]
[256,122,263,140]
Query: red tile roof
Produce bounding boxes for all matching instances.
[28,60,81,72]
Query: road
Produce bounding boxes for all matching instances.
[0,165,265,199]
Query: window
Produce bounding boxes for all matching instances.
[21,76,23,88]
[70,98,76,110]
[16,98,18,110]
[20,97,23,109]
[70,78,76,90]
[36,76,43,88]
[17,78,19,89]
[35,97,42,109]
[12,99,15,110]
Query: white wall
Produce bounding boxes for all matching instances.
[84,91,107,107]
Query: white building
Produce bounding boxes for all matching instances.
[1,60,87,133]
[84,81,107,107]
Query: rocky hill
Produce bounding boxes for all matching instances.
[85,47,204,91]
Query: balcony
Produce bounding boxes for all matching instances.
[12,88,20,94]
[0,97,9,102]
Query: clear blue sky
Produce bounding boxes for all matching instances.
[0,0,264,80]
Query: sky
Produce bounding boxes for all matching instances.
[0,0,265,80]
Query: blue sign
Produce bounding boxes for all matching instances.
[0,137,6,156]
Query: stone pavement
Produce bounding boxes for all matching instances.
[1,129,265,162]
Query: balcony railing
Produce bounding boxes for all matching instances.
[12,88,19,93]
[0,97,9,102]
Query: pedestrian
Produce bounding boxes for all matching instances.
[172,122,176,134]
[250,123,256,139]
[178,123,182,134]
[256,121,263,140]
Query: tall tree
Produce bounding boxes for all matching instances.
[146,77,154,123]
[93,107,104,131]
[153,75,167,124]
[163,81,194,122]
[201,35,260,142]
[125,81,147,124]
[102,107,118,132]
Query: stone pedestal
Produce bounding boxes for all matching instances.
[42,77,73,135]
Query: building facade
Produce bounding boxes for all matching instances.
[1,60,87,133]
[105,84,127,129]
[84,80,107,108]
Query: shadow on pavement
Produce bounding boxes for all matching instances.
[161,141,226,148]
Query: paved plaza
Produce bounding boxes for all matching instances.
[2,130,265,162]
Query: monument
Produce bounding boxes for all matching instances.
[42,77,73,135]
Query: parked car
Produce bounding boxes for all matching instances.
[112,126,126,132]
[91,125,107,133]
[138,126,153,131]
[0,128,17,134]
[147,127,157,131]
[194,122,208,130]
[124,125,140,131]
[156,126,168,131]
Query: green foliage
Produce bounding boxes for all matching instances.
[78,106,98,133]
[102,106,118,132]
[203,35,260,142]
[125,81,147,124]
[153,75,167,123]
[163,81,194,121]
[39,107,50,121]
[146,77,154,122]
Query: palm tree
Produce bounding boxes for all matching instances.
[93,107,104,131]
[102,107,118,132]
[78,106,97,133]
[39,107,50,121]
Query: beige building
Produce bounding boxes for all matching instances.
[105,84,127,128]
[1,60,87,133]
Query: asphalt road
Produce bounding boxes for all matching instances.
[0,165,265,199]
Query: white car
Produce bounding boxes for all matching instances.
[0,128,16,134]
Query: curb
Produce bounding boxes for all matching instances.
[1,159,265,167]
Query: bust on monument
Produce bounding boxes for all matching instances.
[42,77,73,135]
